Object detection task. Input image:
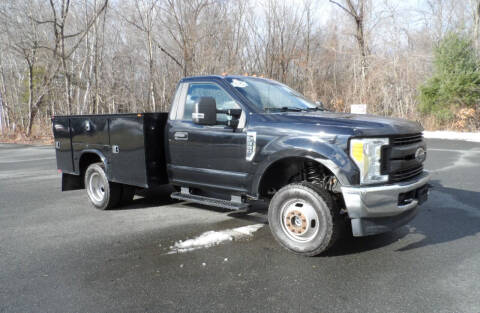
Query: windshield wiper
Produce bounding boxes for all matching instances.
[264,106,304,112]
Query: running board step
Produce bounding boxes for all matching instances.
[170,192,250,211]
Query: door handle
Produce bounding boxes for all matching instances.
[174,132,188,140]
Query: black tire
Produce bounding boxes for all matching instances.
[268,182,343,256]
[84,162,122,210]
[120,184,136,206]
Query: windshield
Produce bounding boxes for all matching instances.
[226,77,319,112]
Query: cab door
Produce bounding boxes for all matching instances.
[167,82,249,193]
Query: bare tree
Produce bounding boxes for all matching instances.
[330,0,369,77]
[0,1,57,136]
[37,0,108,115]
[162,0,211,76]
[472,0,480,50]
[121,0,160,111]
[0,0,478,138]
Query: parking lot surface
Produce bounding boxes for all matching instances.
[0,139,479,313]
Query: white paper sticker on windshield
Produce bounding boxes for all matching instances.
[231,79,248,88]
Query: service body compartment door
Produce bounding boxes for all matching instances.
[109,115,148,187]
[70,116,110,175]
[52,117,74,173]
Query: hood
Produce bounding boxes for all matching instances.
[253,111,424,137]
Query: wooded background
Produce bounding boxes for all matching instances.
[0,0,479,139]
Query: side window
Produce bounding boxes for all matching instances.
[182,83,239,122]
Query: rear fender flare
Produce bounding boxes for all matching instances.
[77,149,110,178]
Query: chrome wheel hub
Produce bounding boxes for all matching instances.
[280,199,319,242]
[88,172,105,202]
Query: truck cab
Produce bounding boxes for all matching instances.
[53,75,430,256]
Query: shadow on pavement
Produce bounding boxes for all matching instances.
[324,227,410,257]
[175,200,269,224]
[110,179,480,256]
[114,185,178,210]
[326,179,480,256]
[116,185,269,223]
[394,179,480,252]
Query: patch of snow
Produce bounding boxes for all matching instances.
[167,224,265,254]
[423,131,480,143]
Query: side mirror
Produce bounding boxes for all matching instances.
[217,108,242,129]
[193,97,217,125]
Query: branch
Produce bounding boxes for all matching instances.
[32,62,62,110]
[37,45,56,52]
[329,0,356,19]
[157,43,183,69]
[64,0,109,59]
[121,14,147,33]
[63,31,83,39]
[29,18,62,28]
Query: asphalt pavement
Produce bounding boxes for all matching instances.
[0,139,479,313]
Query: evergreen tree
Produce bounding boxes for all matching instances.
[419,33,480,122]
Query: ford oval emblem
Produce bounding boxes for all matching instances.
[415,147,426,163]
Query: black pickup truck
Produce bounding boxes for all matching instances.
[52,75,430,256]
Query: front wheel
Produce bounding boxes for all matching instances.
[84,162,122,210]
[268,182,343,256]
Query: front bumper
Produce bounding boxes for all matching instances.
[341,171,430,236]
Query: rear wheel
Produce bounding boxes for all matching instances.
[84,162,121,210]
[268,182,342,256]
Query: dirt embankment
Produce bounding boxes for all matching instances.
[0,133,53,146]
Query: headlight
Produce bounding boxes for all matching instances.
[350,138,389,184]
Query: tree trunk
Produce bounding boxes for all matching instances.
[473,0,480,51]
[0,91,4,136]
[330,0,369,76]
[147,30,156,111]
[93,0,100,114]
[26,63,35,137]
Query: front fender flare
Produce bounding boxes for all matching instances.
[250,136,359,196]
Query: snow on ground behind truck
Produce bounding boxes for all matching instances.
[423,131,480,142]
